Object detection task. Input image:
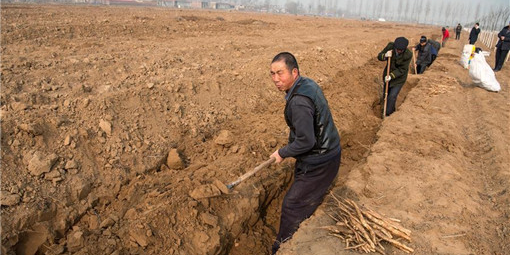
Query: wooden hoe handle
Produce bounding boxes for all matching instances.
[226,157,276,189]
[383,56,391,119]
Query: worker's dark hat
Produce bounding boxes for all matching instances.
[394,37,409,50]
[420,36,427,43]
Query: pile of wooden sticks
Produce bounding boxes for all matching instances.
[323,193,414,254]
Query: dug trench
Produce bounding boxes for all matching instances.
[229,60,421,255]
[5,56,420,255]
[2,56,420,255]
[276,36,510,254]
[1,5,440,255]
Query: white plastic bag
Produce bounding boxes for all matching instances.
[460,44,475,69]
[469,53,501,92]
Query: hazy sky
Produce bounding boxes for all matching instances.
[277,0,509,7]
[274,0,510,28]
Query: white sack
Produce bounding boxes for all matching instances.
[468,53,501,92]
[460,44,475,69]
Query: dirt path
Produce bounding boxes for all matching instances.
[278,34,510,255]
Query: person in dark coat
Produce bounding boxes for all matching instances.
[377,37,412,116]
[428,38,441,53]
[269,52,341,254]
[415,36,433,74]
[455,23,462,40]
[469,23,481,45]
[494,21,510,72]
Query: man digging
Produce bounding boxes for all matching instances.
[377,37,413,117]
[269,52,342,254]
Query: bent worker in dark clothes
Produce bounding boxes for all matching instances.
[377,37,412,116]
[269,52,341,254]
[415,36,433,74]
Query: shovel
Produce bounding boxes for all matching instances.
[383,56,391,119]
[411,47,418,74]
[226,157,276,190]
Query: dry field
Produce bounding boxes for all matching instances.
[1,4,509,255]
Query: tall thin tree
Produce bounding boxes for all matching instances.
[358,0,363,17]
[397,0,404,21]
[423,0,431,24]
[383,0,390,20]
[371,0,377,19]
[474,2,481,21]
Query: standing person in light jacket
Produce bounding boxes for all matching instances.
[494,21,510,72]
[377,37,412,116]
[469,23,481,45]
[455,23,462,40]
[269,52,341,255]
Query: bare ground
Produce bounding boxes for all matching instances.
[1,4,508,255]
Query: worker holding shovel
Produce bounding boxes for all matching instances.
[377,37,413,117]
[414,36,434,74]
[269,52,341,254]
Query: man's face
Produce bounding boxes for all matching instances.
[396,49,404,55]
[270,60,298,92]
[420,41,426,46]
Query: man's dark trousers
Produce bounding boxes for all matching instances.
[271,150,341,254]
[456,32,461,40]
[494,47,509,71]
[384,83,404,116]
[416,64,427,74]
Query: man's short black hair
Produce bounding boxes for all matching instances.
[475,22,479,26]
[272,52,299,73]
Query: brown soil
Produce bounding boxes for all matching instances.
[1,4,508,255]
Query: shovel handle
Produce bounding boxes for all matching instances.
[412,48,417,74]
[383,56,391,119]
[226,157,276,189]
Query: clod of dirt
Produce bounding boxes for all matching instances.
[67,230,84,252]
[190,184,221,199]
[166,149,184,170]
[43,170,61,181]
[212,179,230,194]
[99,119,112,135]
[64,160,79,170]
[100,217,115,229]
[68,177,92,202]
[63,135,72,146]
[0,192,21,207]
[18,122,43,136]
[129,229,149,247]
[214,130,234,147]
[11,101,29,111]
[200,212,219,227]
[15,223,49,255]
[26,151,59,176]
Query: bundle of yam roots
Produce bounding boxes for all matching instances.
[323,193,414,254]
